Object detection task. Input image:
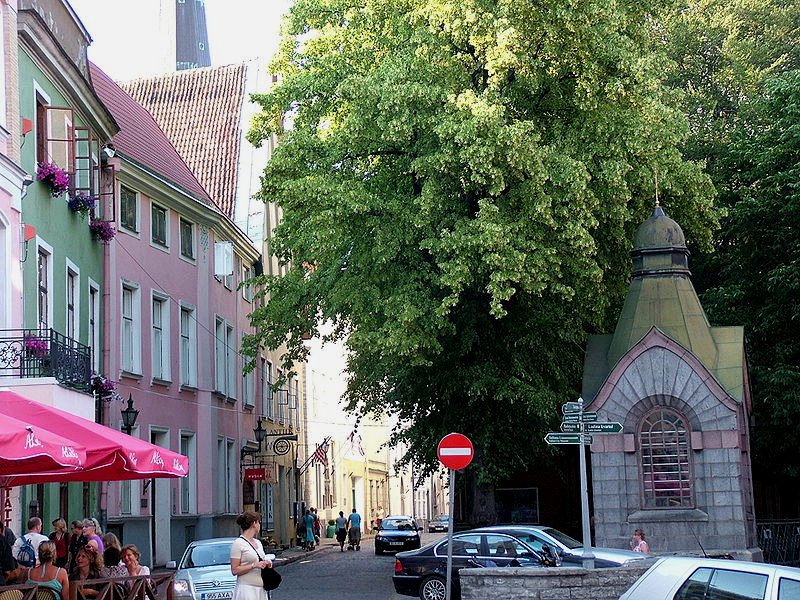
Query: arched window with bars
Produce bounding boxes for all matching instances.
[639,408,693,508]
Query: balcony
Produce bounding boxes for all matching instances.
[0,329,91,393]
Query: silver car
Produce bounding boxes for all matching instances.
[473,525,647,567]
[167,538,238,600]
[620,556,800,599]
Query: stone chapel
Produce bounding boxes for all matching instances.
[582,203,761,559]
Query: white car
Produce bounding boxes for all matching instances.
[620,556,800,600]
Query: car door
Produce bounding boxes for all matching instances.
[483,534,541,567]
[433,533,483,579]
[674,567,769,600]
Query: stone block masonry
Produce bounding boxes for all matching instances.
[459,563,652,600]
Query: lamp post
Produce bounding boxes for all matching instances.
[121,394,139,435]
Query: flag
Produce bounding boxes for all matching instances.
[313,438,329,464]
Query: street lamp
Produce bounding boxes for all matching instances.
[121,394,139,435]
[241,419,267,461]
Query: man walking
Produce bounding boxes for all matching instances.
[12,517,49,567]
[347,508,362,551]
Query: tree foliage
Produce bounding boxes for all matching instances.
[246,0,715,483]
[662,0,800,481]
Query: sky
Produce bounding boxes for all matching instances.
[68,0,293,81]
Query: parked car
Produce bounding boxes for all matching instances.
[428,515,450,533]
[392,529,552,599]
[473,524,647,568]
[168,537,238,600]
[620,556,800,599]
[374,515,423,555]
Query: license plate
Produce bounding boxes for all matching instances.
[202,592,233,600]
[390,541,404,546]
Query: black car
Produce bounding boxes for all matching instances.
[374,515,422,555]
[392,529,549,599]
[427,514,449,533]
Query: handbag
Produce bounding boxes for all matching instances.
[240,536,282,591]
[260,566,282,591]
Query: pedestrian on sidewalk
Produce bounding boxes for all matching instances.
[347,508,362,551]
[335,512,348,552]
[303,510,316,551]
[230,512,273,600]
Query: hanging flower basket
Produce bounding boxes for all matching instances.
[89,220,116,242]
[36,162,70,197]
[89,373,118,400]
[68,191,96,216]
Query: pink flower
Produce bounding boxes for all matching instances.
[89,220,116,242]
[36,162,70,197]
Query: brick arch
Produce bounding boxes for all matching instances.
[624,393,701,433]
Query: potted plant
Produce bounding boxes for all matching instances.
[36,162,70,197]
[67,191,96,216]
[89,220,116,242]
[90,374,118,400]
[22,334,48,358]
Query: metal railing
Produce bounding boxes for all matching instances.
[0,573,174,600]
[0,329,91,392]
[757,520,800,566]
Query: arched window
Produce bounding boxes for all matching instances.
[640,408,693,508]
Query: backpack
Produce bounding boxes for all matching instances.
[16,535,36,567]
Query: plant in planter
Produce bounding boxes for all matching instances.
[22,334,49,358]
[89,220,116,242]
[90,374,118,400]
[67,191,96,216]
[36,162,70,197]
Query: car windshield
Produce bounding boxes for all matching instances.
[433,515,449,522]
[382,519,416,531]
[183,543,232,568]
[542,528,582,550]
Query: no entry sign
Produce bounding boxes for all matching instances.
[437,433,474,470]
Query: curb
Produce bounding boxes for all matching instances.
[272,534,375,567]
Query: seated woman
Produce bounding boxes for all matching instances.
[100,533,128,579]
[25,541,69,600]
[69,546,104,599]
[120,545,151,591]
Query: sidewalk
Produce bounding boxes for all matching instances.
[272,532,374,567]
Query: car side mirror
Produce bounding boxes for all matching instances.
[165,560,177,570]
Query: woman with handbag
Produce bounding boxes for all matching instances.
[230,512,277,600]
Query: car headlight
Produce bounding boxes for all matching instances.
[173,579,191,594]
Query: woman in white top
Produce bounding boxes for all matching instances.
[230,512,273,600]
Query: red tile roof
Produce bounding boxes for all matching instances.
[118,64,247,218]
[89,63,213,205]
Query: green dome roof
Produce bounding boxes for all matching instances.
[633,204,686,250]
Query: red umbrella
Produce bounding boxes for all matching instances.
[0,391,189,486]
[0,413,87,475]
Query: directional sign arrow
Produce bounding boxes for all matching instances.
[545,433,593,445]
[562,401,583,414]
[560,422,581,433]
[584,422,623,434]
[563,412,598,423]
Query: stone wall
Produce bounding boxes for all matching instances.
[459,564,652,600]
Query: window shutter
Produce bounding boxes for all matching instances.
[214,241,234,276]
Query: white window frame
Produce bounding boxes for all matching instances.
[226,323,235,399]
[65,260,80,342]
[179,431,197,514]
[119,184,140,234]
[88,280,100,373]
[179,217,195,261]
[241,264,254,302]
[276,369,285,423]
[35,239,54,331]
[118,423,139,515]
[179,303,197,388]
[150,202,169,249]
[217,437,236,513]
[242,347,254,408]
[261,358,274,420]
[151,293,171,382]
[215,317,235,398]
[121,281,141,374]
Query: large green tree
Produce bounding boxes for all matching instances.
[246,0,715,484]
[662,0,800,488]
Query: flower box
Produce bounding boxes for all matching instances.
[68,191,96,216]
[36,162,70,197]
[89,220,116,242]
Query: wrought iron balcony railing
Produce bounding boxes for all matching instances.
[0,328,91,392]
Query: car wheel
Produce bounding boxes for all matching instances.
[419,575,446,600]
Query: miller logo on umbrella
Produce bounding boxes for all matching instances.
[24,431,44,450]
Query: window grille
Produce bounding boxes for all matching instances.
[640,408,693,508]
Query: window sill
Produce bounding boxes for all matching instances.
[121,370,143,380]
[180,384,198,393]
[151,377,171,387]
[627,509,708,523]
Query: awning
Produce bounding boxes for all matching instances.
[0,390,189,486]
[0,412,87,475]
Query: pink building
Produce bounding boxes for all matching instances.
[91,64,261,565]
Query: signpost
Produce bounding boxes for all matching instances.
[584,422,623,434]
[437,433,474,600]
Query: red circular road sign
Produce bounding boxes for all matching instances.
[437,433,474,470]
